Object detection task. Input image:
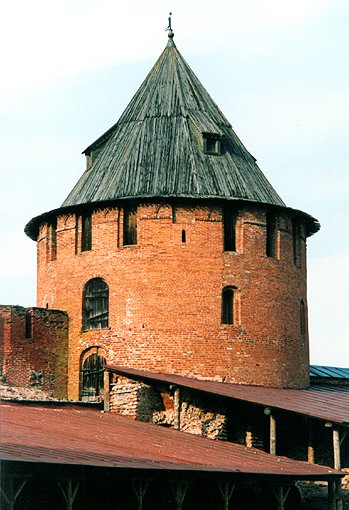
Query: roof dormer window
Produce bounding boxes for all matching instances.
[203,133,221,155]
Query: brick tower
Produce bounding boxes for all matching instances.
[26,32,319,400]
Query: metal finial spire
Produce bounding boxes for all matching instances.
[165,12,174,38]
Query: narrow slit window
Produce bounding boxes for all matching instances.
[222,287,235,325]
[182,229,186,243]
[223,207,236,251]
[266,211,277,258]
[81,213,92,252]
[292,219,300,266]
[25,310,33,339]
[300,300,306,337]
[82,278,109,330]
[123,206,137,245]
[50,219,57,261]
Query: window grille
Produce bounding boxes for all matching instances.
[82,278,109,330]
[81,353,106,402]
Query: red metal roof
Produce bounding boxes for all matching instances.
[0,402,340,479]
[107,366,349,425]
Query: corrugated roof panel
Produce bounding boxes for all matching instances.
[107,366,349,425]
[310,365,349,379]
[0,402,341,479]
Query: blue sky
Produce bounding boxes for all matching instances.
[1,0,348,366]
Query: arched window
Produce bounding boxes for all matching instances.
[82,278,109,330]
[300,299,306,336]
[222,287,235,325]
[81,350,106,401]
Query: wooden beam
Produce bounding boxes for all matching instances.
[218,481,235,510]
[270,414,276,455]
[104,369,110,412]
[271,485,291,510]
[170,481,189,510]
[333,428,341,470]
[328,480,336,510]
[57,479,80,510]
[307,421,315,463]
[173,387,181,430]
[131,479,150,510]
[0,477,28,510]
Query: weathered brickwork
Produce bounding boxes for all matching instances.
[36,201,309,400]
[0,305,68,399]
[109,377,228,440]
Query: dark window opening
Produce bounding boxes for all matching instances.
[182,229,186,243]
[50,220,57,261]
[222,287,235,325]
[82,278,109,330]
[203,134,221,155]
[223,207,236,251]
[81,352,106,401]
[81,213,92,252]
[266,211,277,258]
[25,310,33,339]
[300,300,306,336]
[292,219,300,266]
[123,206,137,245]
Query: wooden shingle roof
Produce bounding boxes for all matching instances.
[62,36,285,208]
[25,35,320,239]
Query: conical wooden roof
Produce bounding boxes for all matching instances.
[62,35,285,208]
[25,35,320,240]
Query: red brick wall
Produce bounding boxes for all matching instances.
[36,201,310,399]
[0,306,68,399]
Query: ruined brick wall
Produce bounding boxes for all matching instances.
[36,201,310,400]
[0,306,68,399]
[110,377,227,441]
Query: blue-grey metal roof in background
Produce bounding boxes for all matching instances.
[310,365,349,379]
[62,35,285,209]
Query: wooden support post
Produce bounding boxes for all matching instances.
[170,481,189,510]
[57,479,80,510]
[333,429,341,470]
[328,481,336,510]
[271,485,291,510]
[173,387,181,430]
[218,481,235,510]
[131,479,149,510]
[0,477,28,510]
[307,422,315,463]
[332,428,343,510]
[270,414,276,455]
[104,369,110,412]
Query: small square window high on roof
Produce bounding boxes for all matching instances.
[203,133,221,155]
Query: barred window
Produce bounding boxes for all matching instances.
[82,278,109,330]
[81,352,106,402]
